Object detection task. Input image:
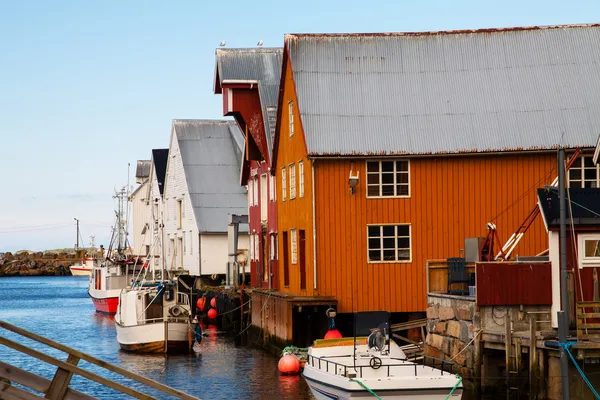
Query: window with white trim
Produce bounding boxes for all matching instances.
[289,164,296,200]
[249,234,255,261]
[254,233,259,262]
[299,161,304,198]
[578,234,600,268]
[248,182,253,208]
[288,101,294,137]
[367,224,411,262]
[269,233,277,261]
[290,229,297,264]
[269,174,276,201]
[367,160,410,197]
[569,155,599,188]
[253,179,258,206]
[281,167,287,201]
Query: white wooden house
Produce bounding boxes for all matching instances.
[163,120,249,277]
[128,160,151,256]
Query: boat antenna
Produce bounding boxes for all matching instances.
[125,163,132,252]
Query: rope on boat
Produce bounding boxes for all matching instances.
[558,342,600,399]
[349,378,382,400]
[444,375,463,400]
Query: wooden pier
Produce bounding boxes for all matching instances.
[0,320,199,400]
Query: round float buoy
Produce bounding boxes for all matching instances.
[197,297,206,311]
[210,297,217,308]
[208,308,217,319]
[324,329,343,339]
[278,354,300,375]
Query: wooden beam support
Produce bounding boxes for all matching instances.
[46,354,81,400]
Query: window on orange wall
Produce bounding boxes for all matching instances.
[367,224,411,263]
[289,164,296,200]
[281,167,287,201]
[288,101,294,137]
[298,161,304,198]
[366,160,410,198]
[290,229,297,264]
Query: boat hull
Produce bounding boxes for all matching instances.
[115,320,192,354]
[70,266,92,276]
[304,375,463,400]
[90,295,119,314]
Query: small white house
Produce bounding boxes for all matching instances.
[128,160,151,256]
[163,120,249,277]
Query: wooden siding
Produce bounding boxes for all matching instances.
[251,291,293,342]
[427,260,475,294]
[275,57,315,295]
[314,155,555,313]
[476,262,552,305]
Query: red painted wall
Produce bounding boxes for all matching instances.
[476,262,553,305]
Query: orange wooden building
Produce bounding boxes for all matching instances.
[271,24,600,325]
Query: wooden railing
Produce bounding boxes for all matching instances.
[426,260,475,294]
[0,320,199,400]
[576,301,600,342]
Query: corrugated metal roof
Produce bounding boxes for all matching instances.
[286,24,600,156]
[152,149,169,197]
[215,48,283,157]
[173,120,248,233]
[136,160,151,179]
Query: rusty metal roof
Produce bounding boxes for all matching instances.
[214,48,283,158]
[173,120,247,233]
[286,24,600,156]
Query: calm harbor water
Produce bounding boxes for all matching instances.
[0,276,314,399]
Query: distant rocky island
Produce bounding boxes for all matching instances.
[0,250,79,276]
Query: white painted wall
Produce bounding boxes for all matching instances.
[129,180,151,256]
[164,130,201,275]
[200,233,249,276]
[549,230,560,328]
[148,163,166,269]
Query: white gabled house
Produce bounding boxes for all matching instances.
[128,160,151,256]
[145,148,169,268]
[163,120,249,277]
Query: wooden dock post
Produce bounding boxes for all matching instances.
[528,316,538,399]
[474,333,482,398]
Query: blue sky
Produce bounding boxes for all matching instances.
[0,0,598,252]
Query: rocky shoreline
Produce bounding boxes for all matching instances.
[0,252,75,277]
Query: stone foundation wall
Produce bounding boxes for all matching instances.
[424,294,479,382]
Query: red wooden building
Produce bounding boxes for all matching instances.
[213,48,283,289]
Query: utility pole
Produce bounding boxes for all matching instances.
[74,218,80,250]
[558,148,571,400]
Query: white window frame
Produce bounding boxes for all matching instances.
[269,233,277,261]
[578,233,600,268]
[183,233,186,254]
[249,234,255,261]
[366,160,410,198]
[367,224,412,263]
[269,174,276,202]
[288,101,294,137]
[299,161,304,198]
[289,163,296,200]
[290,229,297,264]
[260,174,268,223]
[248,182,253,208]
[568,155,600,189]
[253,179,258,207]
[281,167,287,201]
[254,233,260,263]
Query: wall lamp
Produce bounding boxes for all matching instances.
[348,170,359,194]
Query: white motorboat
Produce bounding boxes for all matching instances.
[302,311,463,400]
[115,279,197,353]
[70,257,95,276]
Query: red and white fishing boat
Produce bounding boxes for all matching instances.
[88,187,142,314]
[70,257,96,276]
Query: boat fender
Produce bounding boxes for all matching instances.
[194,323,203,342]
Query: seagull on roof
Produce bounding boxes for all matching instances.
[219,41,226,47]
[257,40,264,46]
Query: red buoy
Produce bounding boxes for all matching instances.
[324,329,343,339]
[278,354,300,375]
[208,308,217,319]
[210,297,217,308]
[197,297,207,311]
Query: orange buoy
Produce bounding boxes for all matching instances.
[208,308,217,319]
[197,297,206,311]
[210,297,217,308]
[278,354,300,375]
[324,329,343,339]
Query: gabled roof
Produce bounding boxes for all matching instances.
[152,149,169,197]
[538,187,600,229]
[129,178,148,199]
[214,48,283,159]
[173,120,247,234]
[279,24,600,160]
